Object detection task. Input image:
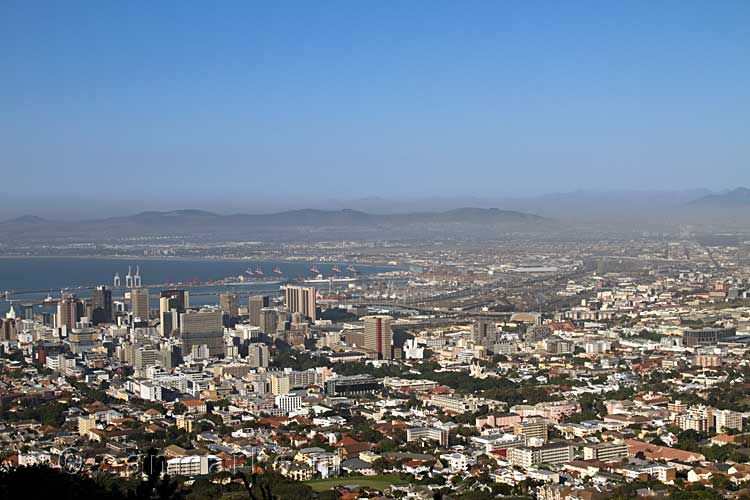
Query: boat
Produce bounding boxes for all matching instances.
[346,265,357,273]
[273,266,283,275]
[304,276,358,284]
[309,265,320,274]
[331,265,341,273]
[245,269,255,276]
[255,267,264,275]
[226,280,284,286]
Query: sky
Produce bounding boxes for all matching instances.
[1,1,749,218]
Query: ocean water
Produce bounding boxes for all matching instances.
[0,257,396,315]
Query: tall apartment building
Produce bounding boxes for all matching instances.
[180,310,225,358]
[514,418,549,444]
[507,442,574,469]
[130,288,150,322]
[676,405,713,433]
[78,414,97,436]
[582,441,628,461]
[714,409,742,432]
[284,286,316,321]
[363,315,393,360]
[249,295,270,327]
[275,393,302,414]
[270,374,291,395]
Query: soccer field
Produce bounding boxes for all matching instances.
[304,474,403,492]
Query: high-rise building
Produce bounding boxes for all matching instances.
[248,343,269,368]
[471,320,497,346]
[130,288,150,322]
[159,289,189,336]
[259,308,278,335]
[57,295,83,331]
[180,310,225,358]
[68,320,98,354]
[713,409,742,432]
[270,373,290,395]
[284,285,316,321]
[219,293,239,318]
[249,295,270,326]
[0,318,17,341]
[363,315,393,360]
[91,286,113,325]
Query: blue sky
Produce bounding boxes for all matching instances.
[1,1,749,217]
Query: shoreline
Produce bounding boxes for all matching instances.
[0,254,398,269]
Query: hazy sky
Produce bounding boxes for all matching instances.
[1,1,749,217]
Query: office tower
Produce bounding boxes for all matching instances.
[22,304,34,321]
[471,320,497,346]
[130,288,150,322]
[284,285,317,321]
[363,315,393,360]
[248,343,269,368]
[259,308,278,335]
[0,318,16,341]
[134,346,161,372]
[57,295,83,330]
[91,285,113,325]
[249,295,270,326]
[159,289,189,336]
[68,320,98,354]
[179,310,225,357]
[161,289,189,312]
[219,292,239,318]
[159,298,178,337]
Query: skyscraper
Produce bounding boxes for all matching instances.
[248,343,269,368]
[159,289,189,336]
[179,310,225,357]
[57,295,83,331]
[161,289,189,312]
[471,320,497,346]
[219,292,239,318]
[259,308,278,335]
[91,285,113,325]
[130,288,150,322]
[284,285,317,321]
[249,295,270,326]
[363,315,393,360]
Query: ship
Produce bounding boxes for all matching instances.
[245,269,255,276]
[331,265,342,273]
[304,275,358,284]
[346,265,357,273]
[309,265,320,274]
[255,267,264,276]
[273,266,283,275]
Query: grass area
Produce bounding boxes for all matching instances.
[304,474,402,492]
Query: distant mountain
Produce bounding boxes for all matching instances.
[689,188,750,206]
[106,207,542,228]
[0,207,546,242]
[1,215,48,224]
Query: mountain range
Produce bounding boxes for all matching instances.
[0,207,546,242]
